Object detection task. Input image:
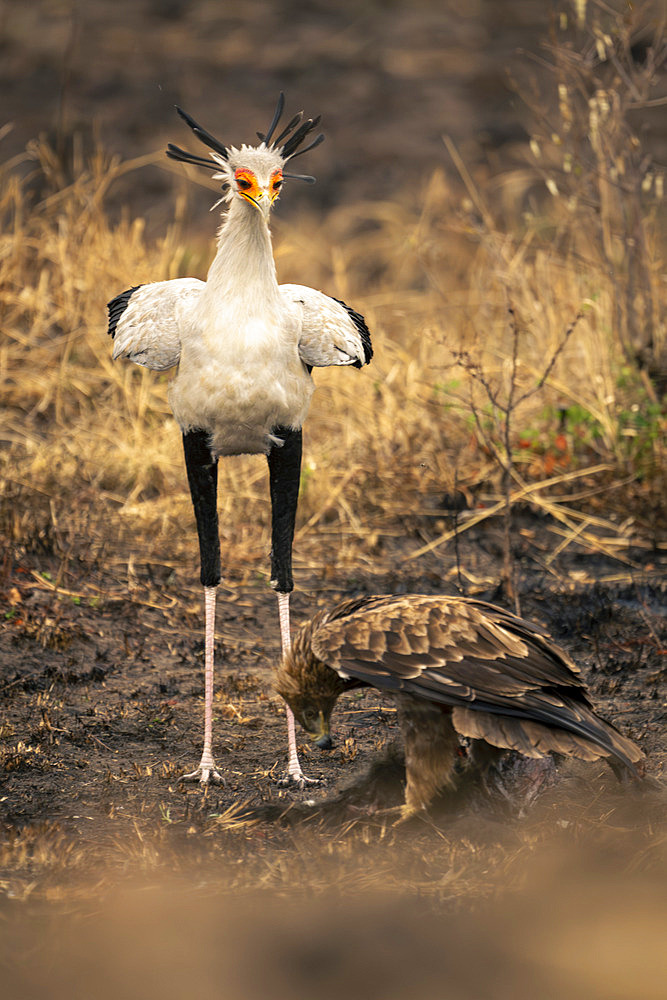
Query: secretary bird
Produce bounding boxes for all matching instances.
[107,94,372,786]
[276,594,645,819]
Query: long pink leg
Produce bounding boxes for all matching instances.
[277,591,319,787]
[180,585,224,785]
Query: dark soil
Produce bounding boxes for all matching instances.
[4,0,666,234]
[1,521,666,997]
[1,514,664,900]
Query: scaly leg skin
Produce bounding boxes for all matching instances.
[180,585,224,786]
[387,804,428,827]
[276,591,321,789]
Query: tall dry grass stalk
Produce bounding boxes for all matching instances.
[1,3,664,596]
[515,0,666,385]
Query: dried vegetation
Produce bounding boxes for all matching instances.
[1,7,665,601]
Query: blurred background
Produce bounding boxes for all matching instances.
[2,0,572,225]
[3,0,663,227]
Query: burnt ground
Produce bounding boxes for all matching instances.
[4,0,666,237]
[0,510,666,996]
[1,511,665,884]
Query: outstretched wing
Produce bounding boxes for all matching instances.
[107,277,203,371]
[310,594,643,771]
[281,284,373,369]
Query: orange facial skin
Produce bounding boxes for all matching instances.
[234,168,283,210]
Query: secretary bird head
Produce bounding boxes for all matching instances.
[166,92,324,217]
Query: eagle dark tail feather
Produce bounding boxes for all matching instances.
[451,705,644,776]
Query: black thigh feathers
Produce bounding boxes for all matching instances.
[267,427,303,594]
[182,430,221,588]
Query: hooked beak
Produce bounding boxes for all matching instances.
[309,711,333,750]
[241,189,273,217]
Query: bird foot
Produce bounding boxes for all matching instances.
[277,768,324,790]
[371,804,427,827]
[179,758,225,787]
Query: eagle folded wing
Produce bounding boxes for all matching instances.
[310,593,644,772]
[107,277,203,371]
[450,707,606,761]
[311,595,580,691]
[281,284,373,368]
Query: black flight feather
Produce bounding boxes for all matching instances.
[107,286,143,340]
[332,297,373,367]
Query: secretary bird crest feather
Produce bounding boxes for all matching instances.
[276,594,645,819]
[166,92,324,192]
[107,94,371,788]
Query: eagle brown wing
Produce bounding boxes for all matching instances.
[310,594,644,771]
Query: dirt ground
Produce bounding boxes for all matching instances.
[1,512,665,884]
[1,510,666,992]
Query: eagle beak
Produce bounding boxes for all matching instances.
[312,712,332,750]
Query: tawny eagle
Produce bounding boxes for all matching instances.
[276,594,645,817]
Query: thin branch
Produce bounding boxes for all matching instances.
[515,311,583,407]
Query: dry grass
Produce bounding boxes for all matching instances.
[0,2,664,595]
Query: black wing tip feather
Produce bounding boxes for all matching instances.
[107,285,144,339]
[332,297,373,367]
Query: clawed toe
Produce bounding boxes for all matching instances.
[371,804,426,826]
[277,770,324,789]
[179,763,225,786]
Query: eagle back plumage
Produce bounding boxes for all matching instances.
[301,594,645,774]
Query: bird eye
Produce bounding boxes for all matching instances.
[234,169,255,192]
[271,170,283,192]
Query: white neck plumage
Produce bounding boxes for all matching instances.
[203,197,279,307]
